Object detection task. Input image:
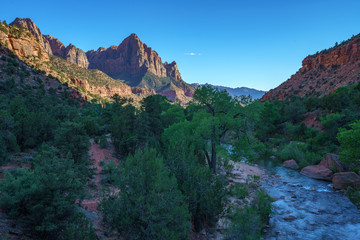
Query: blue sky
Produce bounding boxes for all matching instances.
[1,0,360,91]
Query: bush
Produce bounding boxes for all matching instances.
[345,187,360,208]
[62,212,96,240]
[0,146,83,238]
[99,148,190,240]
[277,142,306,163]
[99,135,108,149]
[229,184,248,199]
[337,120,360,166]
[225,190,273,240]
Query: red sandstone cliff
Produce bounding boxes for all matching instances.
[10,18,89,69]
[86,33,182,81]
[3,18,194,104]
[0,24,49,62]
[262,34,360,101]
[86,33,194,102]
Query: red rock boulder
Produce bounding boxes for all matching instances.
[282,160,299,170]
[300,165,333,181]
[319,153,344,172]
[332,172,360,189]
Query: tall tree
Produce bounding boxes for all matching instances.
[192,86,245,173]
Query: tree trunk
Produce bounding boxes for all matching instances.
[211,127,217,174]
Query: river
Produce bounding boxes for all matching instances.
[257,160,360,240]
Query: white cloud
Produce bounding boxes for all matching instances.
[185,52,201,56]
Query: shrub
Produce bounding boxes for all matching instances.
[229,184,248,199]
[337,120,360,166]
[0,146,83,238]
[99,135,108,149]
[62,212,96,240]
[99,148,190,240]
[277,143,306,163]
[225,190,273,240]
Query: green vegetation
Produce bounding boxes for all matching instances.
[0,145,83,238]
[49,55,130,88]
[0,50,274,239]
[255,84,360,170]
[226,190,273,240]
[99,148,190,240]
[338,120,360,166]
[0,51,99,239]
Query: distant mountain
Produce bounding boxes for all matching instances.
[4,18,194,104]
[86,33,194,103]
[193,83,266,99]
[262,33,360,101]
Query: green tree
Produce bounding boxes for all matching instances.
[191,86,245,173]
[337,120,360,166]
[256,102,280,141]
[0,145,83,238]
[54,121,90,165]
[162,126,225,230]
[99,148,190,240]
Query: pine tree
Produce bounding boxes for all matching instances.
[99,148,190,240]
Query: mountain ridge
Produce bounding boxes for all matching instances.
[193,83,266,99]
[5,17,194,104]
[261,33,360,101]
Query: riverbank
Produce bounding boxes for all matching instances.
[196,160,270,240]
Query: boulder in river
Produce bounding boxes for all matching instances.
[300,165,333,181]
[332,172,360,189]
[319,153,344,172]
[282,159,299,170]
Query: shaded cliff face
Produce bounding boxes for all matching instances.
[64,44,89,69]
[43,35,65,57]
[262,34,360,101]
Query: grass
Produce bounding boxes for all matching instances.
[49,55,129,88]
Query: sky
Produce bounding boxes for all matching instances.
[1,0,360,91]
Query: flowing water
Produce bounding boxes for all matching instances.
[257,160,360,240]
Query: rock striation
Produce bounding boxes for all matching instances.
[70,77,132,98]
[262,33,360,101]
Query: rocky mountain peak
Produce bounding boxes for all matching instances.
[2,18,193,104]
[65,44,89,69]
[10,17,53,55]
[11,18,40,38]
[43,35,65,57]
[87,33,174,79]
[164,61,182,81]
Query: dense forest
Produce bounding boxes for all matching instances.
[0,50,360,239]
